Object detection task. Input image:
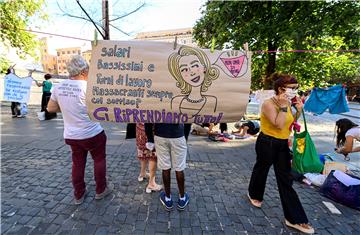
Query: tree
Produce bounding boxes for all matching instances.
[193,1,360,89]
[0,0,47,58]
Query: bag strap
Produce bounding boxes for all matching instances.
[301,109,307,132]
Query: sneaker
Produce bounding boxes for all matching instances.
[95,182,114,200]
[12,115,17,118]
[74,189,88,205]
[17,115,25,118]
[159,191,173,211]
[177,192,190,211]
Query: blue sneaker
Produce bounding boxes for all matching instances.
[177,192,190,210]
[159,192,173,211]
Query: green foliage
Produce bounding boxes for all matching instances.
[0,0,47,59]
[0,55,11,74]
[194,1,360,90]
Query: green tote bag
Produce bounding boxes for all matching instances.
[292,110,324,174]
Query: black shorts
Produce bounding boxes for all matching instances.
[242,121,260,135]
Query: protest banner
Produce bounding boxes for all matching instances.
[3,74,33,103]
[86,40,252,123]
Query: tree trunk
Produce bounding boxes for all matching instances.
[265,1,277,77]
[266,42,277,77]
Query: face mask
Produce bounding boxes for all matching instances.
[285,88,298,100]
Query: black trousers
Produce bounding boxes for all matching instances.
[248,132,308,224]
[11,102,20,116]
[41,92,57,120]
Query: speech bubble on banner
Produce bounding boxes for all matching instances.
[86,40,251,123]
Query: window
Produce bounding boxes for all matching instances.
[73,50,75,54]
[57,52,60,56]
[62,51,65,55]
[67,51,70,54]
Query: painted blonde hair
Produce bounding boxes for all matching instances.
[168,46,219,94]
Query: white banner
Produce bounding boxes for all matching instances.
[3,74,33,103]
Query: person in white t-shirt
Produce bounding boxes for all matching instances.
[335,118,360,161]
[47,55,113,205]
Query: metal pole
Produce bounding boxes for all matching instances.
[102,0,110,40]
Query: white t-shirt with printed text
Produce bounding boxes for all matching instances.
[345,126,360,142]
[51,79,103,139]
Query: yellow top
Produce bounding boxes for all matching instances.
[260,104,294,140]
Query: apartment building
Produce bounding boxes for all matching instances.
[134,28,196,46]
[82,50,92,65]
[56,47,81,75]
[39,38,58,74]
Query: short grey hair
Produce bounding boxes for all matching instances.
[66,55,89,77]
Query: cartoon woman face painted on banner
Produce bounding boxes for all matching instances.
[168,46,220,118]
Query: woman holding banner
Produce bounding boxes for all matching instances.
[168,46,220,119]
[247,73,314,234]
[35,73,57,120]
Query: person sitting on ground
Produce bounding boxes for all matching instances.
[191,123,216,136]
[232,120,260,137]
[335,118,360,161]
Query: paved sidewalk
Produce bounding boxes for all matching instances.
[1,105,360,234]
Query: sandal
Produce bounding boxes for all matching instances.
[138,172,150,182]
[285,219,315,234]
[247,193,262,208]
[146,184,163,193]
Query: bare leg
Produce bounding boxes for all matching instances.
[148,160,159,187]
[175,170,185,197]
[139,160,147,177]
[162,169,171,197]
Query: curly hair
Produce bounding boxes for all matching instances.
[168,46,219,94]
[335,118,358,147]
[266,73,298,95]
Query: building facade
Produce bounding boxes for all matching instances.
[134,28,196,46]
[82,50,92,66]
[56,47,81,75]
[39,38,58,74]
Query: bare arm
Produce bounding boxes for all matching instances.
[262,100,288,129]
[336,136,356,154]
[47,99,61,113]
[35,80,43,87]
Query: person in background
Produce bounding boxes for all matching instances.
[5,66,21,118]
[335,118,360,161]
[191,123,216,136]
[136,123,162,193]
[145,123,189,211]
[232,120,260,137]
[247,73,314,234]
[36,73,56,120]
[47,55,113,205]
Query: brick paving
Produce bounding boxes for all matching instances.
[1,104,360,234]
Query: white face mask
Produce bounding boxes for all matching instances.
[285,88,298,100]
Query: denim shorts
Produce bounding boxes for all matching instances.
[304,85,349,115]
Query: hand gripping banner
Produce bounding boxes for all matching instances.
[86,40,252,123]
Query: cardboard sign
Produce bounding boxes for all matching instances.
[86,40,252,123]
[3,74,33,103]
